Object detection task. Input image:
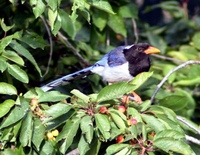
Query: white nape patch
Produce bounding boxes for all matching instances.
[124,44,134,49]
[102,62,133,83]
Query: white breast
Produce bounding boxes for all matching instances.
[101,62,133,83]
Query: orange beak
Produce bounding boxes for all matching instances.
[144,46,160,54]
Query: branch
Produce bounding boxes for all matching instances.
[177,116,200,135]
[186,135,200,145]
[132,18,138,44]
[40,15,53,78]
[152,54,185,63]
[151,60,200,103]
[57,31,90,66]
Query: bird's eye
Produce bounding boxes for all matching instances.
[138,47,143,52]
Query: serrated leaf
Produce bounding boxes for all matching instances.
[32,118,46,151]
[48,8,57,31]
[0,35,13,49]
[31,0,46,18]
[0,99,15,118]
[0,56,7,72]
[71,89,90,103]
[38,91,69,102]
[2,50,24,66]
[7,64,28,83]
[44,103,71,120]
[90,1,115,14]
[141,114,166,133]
[9,40,42,76]
[126,107,142,122]
[0,82,17,95]
[92,9,107,31]
[108,14,126,37]
[109,111,126,131]
[97,82,135,102]
[192,32,200,50]
[94,113,111,139]
[154,129,185,140]
[159,95,187,111]
[20,111,33,147]
[80,115,92,134]
[59,9,76,39]
[130,72,153,90]
[154,137,195,155]
[0,19,14,32]
[119,3,138,18]
[58,118,80,154]
[78,135,90,155]
[19,31,47,49]
[106,144,130,155]
[0,99,29,129]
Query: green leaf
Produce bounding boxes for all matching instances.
[48,8,58,31]
[154,137,195,155]
[9,40,42,76]
[126,107,142,122]
[192,32,200,50]
[45,0,58,10]
[109,111,126,131]
[20,111,33,147]
[19,31,47,49]
[52,14,62,36]
[2,50,24,66]
[154,129,185,140]
[0,19,14,32]
[97,82,135,102]
[90,1,115,14]
[80,115,92,134]
[38,91,69,102]
[174,77,200,86]
[163,65,176,84]
[92,10,107,31]
[78,135,90,155]
[130,72,153,90]
[0,35,13,50]
[7,64,29,83]
[0,99,15,118]
[106,144,130,155]
[71,89,90,103]
[0,99,29,129]
[108,14,126,37]
[44,103,71,120]
[31,0,46,18]
[159,95,187,111]
[59,9,76,39]
[119,4,138,18]
[58,118,80,154]
[85,138,101,155]
[94,113,111,139]
[0,56,7,72]
[32,118,46,151]
[141,114,166,133]
[0,82,17,95]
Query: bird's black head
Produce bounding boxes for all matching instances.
[123,43,160,77]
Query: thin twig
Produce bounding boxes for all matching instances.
[177,116,200,135]
[132,18,138,43]
[57,31,90,66]
[152,54,185,63]
[40,15,53,78]
[186,135,200,145]
[151,60,200,103]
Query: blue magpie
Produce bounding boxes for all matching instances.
[41,43,160,92]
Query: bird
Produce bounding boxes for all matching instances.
[41,43,160,92]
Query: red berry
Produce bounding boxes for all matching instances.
[116,135,124,143]
[99,106,108,114]
[127,118,138,126]
[118,106,126,113]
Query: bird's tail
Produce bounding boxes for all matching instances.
[40,66,93,92]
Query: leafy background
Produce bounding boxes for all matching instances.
[0,0,200,155]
